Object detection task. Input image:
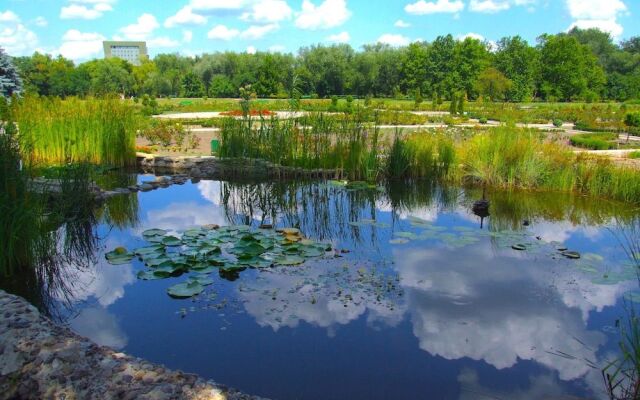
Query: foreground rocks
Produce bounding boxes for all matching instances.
[0,290,267,400]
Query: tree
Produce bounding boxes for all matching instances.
[494,36,539,101]
[453,37,491,98]
[400,42,430,97]
[538,34,605,101]
[181,72,205,98]
[475,68,512,101]
[88,58,134,95]
[0,47,23,98]
[624,112,640,142]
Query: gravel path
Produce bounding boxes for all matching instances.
[0,290,268,400]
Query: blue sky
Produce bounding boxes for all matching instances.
[1,0,638,62]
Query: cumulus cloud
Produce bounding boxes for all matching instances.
[164,6,207,28]
[565,0,628,38]
[60,0,115,20]
[246,45,257,54]
[394,19,411,28]
[119,13,159,41]
[189,0,247,14]
[0,16,38,56]
[469,0,511,13]
[207,24,240,40]
[241,0,293,23]
[377,33,411,47]
[183,30,193,43]
[325,31,350,43]
[295,0,352,30]
[69,307,128,349]
[404,0,464,15]
[240,23,279,39]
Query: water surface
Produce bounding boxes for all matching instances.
[8,176,640,400]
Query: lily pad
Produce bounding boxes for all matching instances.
[511,244,527,251]
[275,255,305,265]
[562,251,581,259]
[167,281,204,298]
[162,236,182,246]
[142,229,167,238]
[105,247,134,265]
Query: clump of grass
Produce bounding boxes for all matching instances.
[386,131,454,180]
[570,132,618,150]
[13,96,138,167]
[628,151,640,159]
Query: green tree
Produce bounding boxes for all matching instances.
[453,37,491,98]
[475,67,513,101]
[181,72,205,97]
[539,34,605,101]
[494,36,539,101]
[400,42,430,96]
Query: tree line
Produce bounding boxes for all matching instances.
[10,28,640,102]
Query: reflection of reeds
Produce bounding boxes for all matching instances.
[604,218,640,400]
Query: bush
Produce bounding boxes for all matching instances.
[479,117,488,124]
[552,119,563,127]
[629,151,640,159]
[570,133,617,150]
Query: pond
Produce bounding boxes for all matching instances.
[6,175,640,400]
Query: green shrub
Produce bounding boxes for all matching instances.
[552,119,563,127]
[479,117,488,124]
[570,133,617,150]
[629,151,640,159]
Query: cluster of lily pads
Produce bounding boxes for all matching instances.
[106,224,331,299]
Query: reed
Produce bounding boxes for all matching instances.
[13,96,138,167]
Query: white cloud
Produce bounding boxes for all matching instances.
[377,33,411,46]
[405,0,464,15]
[394,19,411,28]
[326,31,350,43]
[568,19,624,39]
[60,0,114,20]
[164,6,207,28]
[295,0,352,30]
[565,0,627,38]
[189,0,246,14]
[0,11,20,23]
[148,37,180,48]
[0,11,39,56]
[207,24,240,40]
[566,0,626,20]
[458,32,485,41]
[69,307,128,349]
[119,13,159,40]
[58,29,105,60]
[183,30,193,43]
[240,23,279,39]
[469,0,510,13]
[242,0,293,23]
[34,16,48,27]
[246,45,257,54]
[268,44,286,52]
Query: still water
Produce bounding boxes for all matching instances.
[11,176,640,399]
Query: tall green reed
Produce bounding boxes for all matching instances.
[13,96,138,167]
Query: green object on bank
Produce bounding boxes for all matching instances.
[211,139,220,155]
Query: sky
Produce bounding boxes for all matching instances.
[0,0,638,62]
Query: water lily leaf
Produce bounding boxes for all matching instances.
[146,235,166,243]
[134,245,164,256]
[394,232,418,240]
[562,251,581,259]
[512,244,527,251]
[145,257,171,267]
[105,248,134,265]
[143,229,167,238]
[167,281,204,298]
[137,270,168,280]
[189,275,214,286]
[302,248,324,257]
[162,236,182,246]
[275,255,305,266]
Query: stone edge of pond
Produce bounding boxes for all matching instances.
[0,290,269,400]
[137,153,339,180]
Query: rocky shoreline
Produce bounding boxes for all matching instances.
[0,290,267,400]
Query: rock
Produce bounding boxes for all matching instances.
[139,184,154,192]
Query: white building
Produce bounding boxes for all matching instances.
[103,41,148,66]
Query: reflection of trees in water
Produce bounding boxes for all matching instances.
[219,179,638,246]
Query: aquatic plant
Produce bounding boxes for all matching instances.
[12,96,138,167]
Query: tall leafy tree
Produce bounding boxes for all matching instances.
[538,34,605,101]
[0,47,21,99]
[494,36,539,101]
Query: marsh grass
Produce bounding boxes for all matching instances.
[13,96,138,167]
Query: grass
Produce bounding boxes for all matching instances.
[629,151,640,159]
[220,114,640,204]
[570,132,619,150]
[12,96,138,167]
